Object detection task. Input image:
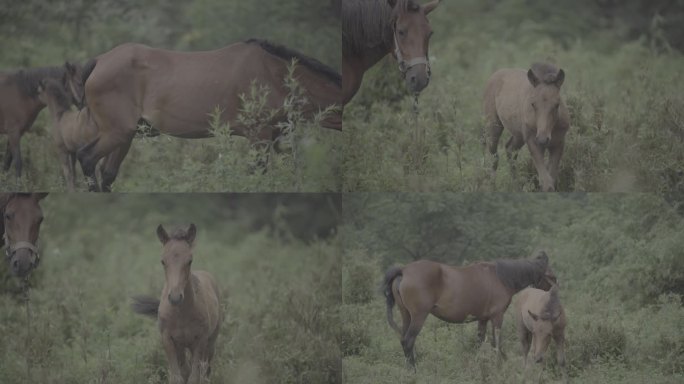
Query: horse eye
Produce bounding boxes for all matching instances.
[161,260,166,266]
[398,29,406,37]
[4,213,12,221]
[188,260,193,266]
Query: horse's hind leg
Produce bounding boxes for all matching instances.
[484,114,504,171]
[505,134,524,179]
[401,310,429,371]
[477,320,488,344]
[100,139,133,192]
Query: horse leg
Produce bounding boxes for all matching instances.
[2,140,12,172]
[520,328,532,382]
[554,332,568,383]
[548,142,565,191]
[161,334,184,384]
[505,134,524,180]
[477,319,488,344]
[175,346,190,383]
[57,150,75,192]
[525,136,554,192]
[491,312,507,359]
[100,139,132,192]
[485,115,504,172]
[401,310,428,371]
[68,153,77,190]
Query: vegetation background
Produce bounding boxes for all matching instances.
[342,193,684,383]
[0,193,341,383]
[342,0,684,193]
[0,0,342,192]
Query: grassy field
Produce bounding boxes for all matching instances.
[342,0,684,193]
[341,193,684,383]
[0,194,341,383]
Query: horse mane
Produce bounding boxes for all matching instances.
[342,0,421,56]
[530,63,562,85]
[244,38,341,88]
[495,251,549,291]
[8,66,65,99]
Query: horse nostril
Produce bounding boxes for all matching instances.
[12,260,18,269]
[409,75,416,84]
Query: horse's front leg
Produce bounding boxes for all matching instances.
[554,332,568,383]
[477,319,488,344]
[548,141,565,191]
[525,137,554,192]
[2,140,12,172]
[57,150,75,191]
[187,340,210,384]
[161,334,185,384]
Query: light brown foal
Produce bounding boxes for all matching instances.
[132,224,221,384]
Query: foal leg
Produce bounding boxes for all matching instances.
[161,335,184,384]
[68,153,77,190]
[505,133,524,180]
[554,333,568,384]
[548,142,565,191]
[525,136,554,192]
[58,150,74,192]
[175,346,190,383]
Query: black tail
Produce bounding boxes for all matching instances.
[81,58,97,84]
[131,295,160,318]
[382,266,403,335]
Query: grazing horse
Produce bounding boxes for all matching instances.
[342,0,440,104]
[0,66,67,180]
[37,78,104,191]
[382,251,557,370]
[0,193,47,277]
[483,63,570,192]
[66,39,342,192]
[132,224,221,384]
[515,286,568,383]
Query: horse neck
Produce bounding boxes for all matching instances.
[44,98,68,122]
[342,45,391,104]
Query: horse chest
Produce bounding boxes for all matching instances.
[159,314,207,346]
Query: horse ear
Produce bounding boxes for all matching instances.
[387,0,398,8]
[424,0,440,15]
[527,69,540,87]
[31,193,48,201]
[186,223,197,245]
[157,224,169,245]
[555,69,565,88]
[527,310,539,321]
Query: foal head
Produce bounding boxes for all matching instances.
[157,224,197,306]
[526,285,563,363]
[526,63,566,147]
[2,193,47,277]
[531,250,558,290]
[37,78,73,117]
[389,0,440,94]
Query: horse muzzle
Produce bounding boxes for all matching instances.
[6,242,40,278]
[401,58,431,94]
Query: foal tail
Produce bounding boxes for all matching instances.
[131,295,160,318]
[382,266,403,335]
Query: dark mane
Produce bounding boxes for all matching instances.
[530,62,561,85]
[245,38,341,88]
[7,66,65,99]
[495,251,549,291]
[342,0,421,56]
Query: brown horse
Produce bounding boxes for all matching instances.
[66,39,342,192]
[0,66,69,180]
[382,251,557,369]
[0,193,47,278]
[342,0,440,104]
[483,63,570,192]
[132,224,221,384]
[514,286,568,383]
[37,78,105,191]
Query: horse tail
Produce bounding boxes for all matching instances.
[130,295,160,318]
[382,266,403,335]
[81,58,97,84]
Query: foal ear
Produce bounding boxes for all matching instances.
[424,0,440,15]
[555,69,565,88]
[185,223,197,245]
[527,310,539,321]
[156,224,170,245]
[527,69,540,87]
